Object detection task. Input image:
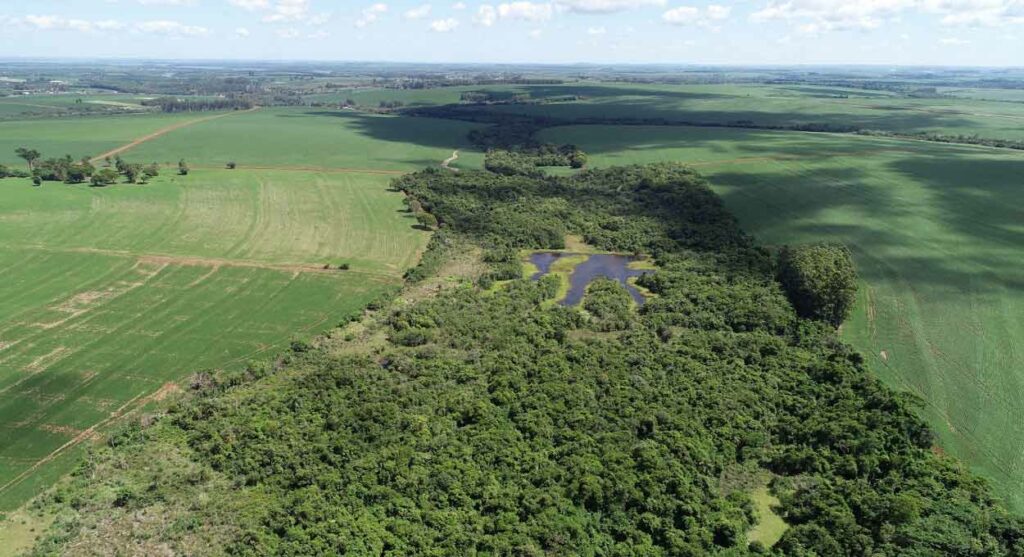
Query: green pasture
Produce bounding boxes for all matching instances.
[544,124,1024,509]
[122,107,484,171]
[0,169,428,510]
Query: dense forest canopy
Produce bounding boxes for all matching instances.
[30,163,1024,556]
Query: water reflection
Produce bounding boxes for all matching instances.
[528,252,652,306]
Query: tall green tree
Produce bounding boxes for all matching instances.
[777,243,858,327]
[15,147,41,171]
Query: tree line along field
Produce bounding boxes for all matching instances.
[540,123,1024,510]
[0,162,430,510]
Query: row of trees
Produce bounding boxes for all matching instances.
[13,147,188,186]
[140,96,253,113]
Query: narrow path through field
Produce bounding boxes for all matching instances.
[441,150,460,172]
[89,107,260,163]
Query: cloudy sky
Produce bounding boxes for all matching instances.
[0,0,1021,66]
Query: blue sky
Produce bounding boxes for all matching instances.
[0,0,1021,66]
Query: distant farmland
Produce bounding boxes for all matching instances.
[544,123,1024,510]
[0,167,428,510]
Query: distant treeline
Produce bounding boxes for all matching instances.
[857,129,1024,151]
[141,96,254,113]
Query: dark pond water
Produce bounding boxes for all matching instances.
[528,252,652,306]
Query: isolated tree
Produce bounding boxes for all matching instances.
[32,176,42,187]
[143,163,160,180]
[777,243,858,327]
[178,159,189,176]
[226,161,237,169]
[114,155,127,174]
[15,147,41,171]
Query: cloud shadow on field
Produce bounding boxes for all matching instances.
[300,110,479,149]
[707,150,1024,296]
[889,155,1024,253]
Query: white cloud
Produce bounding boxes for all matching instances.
[587,25,606,34]
[498,2,555,22]
[430,17,460,30]
[228,0,328,25]
[924,0,1024,27]
[662,4,730,26]
[405,4,433,19]
[475,4,498,25]
[662,6,700,24]
[276,27,300,37]
[137,0,197,5]
[135,19,209,35]
[235,26,251,36]
[17,15,126,33]
[452,1,467,8]
[228,0,270,10]
[706,4,731,20]
[356,3,389,27]
[750,0,916,32]
[262,0,311,22]
[939,36,971,44]
[529,28,543,37]
[556,0,665,13]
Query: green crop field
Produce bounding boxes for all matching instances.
[122,107,485,171]
[543,124,1024,509]
[444,82,1024,141]
[0,166,428,510]
[0,94,150,120]
[0,112,205,167]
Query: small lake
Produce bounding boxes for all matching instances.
[528,252,652,306]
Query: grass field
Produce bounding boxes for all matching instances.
[0,168,428,510]
[543,124,1024,509]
